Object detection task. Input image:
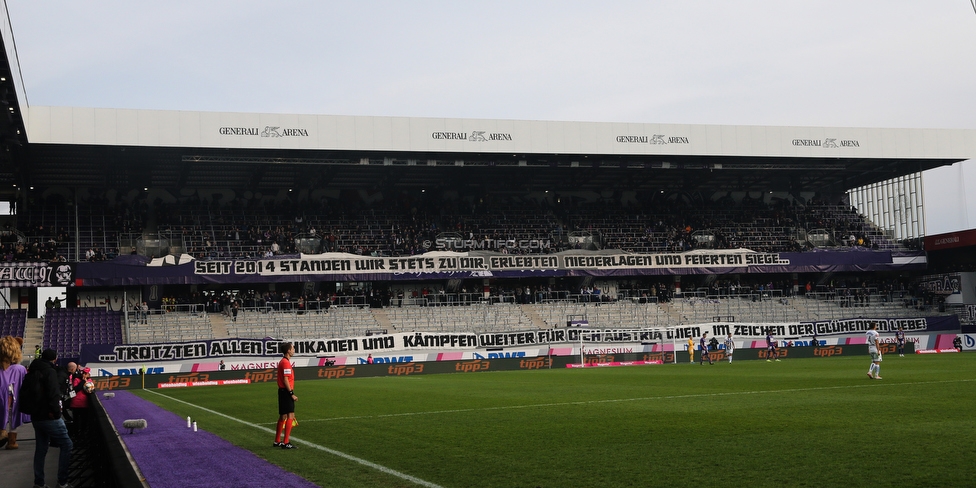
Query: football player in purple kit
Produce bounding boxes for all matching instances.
[765,331,780,362]
[894,326,906,357]
[699,332,713,365]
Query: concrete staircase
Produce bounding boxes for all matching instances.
[658,302,685,325]
[22,317,45,361]
[372,308,394,332]
[519,304,553,329]
[209,313,230,338]
[788,298,816,321]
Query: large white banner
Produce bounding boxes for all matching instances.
[191,250,788,277]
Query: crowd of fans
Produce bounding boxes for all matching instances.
[0,190,924,263]
[144,274,936,318]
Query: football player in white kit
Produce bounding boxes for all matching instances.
[866,322,882,379]
[724,333,734,363]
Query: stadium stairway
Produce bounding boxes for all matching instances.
[519,305,552,329]
[372,308,395,331]
[23,317,44,360]
[789,298,814,321]
[209,313,231,339]
[658,302,686,325]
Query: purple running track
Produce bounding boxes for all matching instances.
[99,390,319,488]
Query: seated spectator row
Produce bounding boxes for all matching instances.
[0,309,27,338]
[10,190,906,262]
[43,308,123,358]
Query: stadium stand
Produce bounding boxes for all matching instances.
[0,188,906,264]
[42,308,123,357]
[224,305,382,340]
[127,309,214,344]
[0,308,26,337]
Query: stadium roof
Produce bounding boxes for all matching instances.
[0,23,972,197]
[9,108,971,197]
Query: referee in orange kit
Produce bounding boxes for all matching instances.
[273,342,298,449]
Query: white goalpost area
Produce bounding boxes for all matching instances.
[571,325,681,367]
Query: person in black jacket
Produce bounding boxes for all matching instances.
[26,348,73,488]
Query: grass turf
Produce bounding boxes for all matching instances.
[134,353,976,488]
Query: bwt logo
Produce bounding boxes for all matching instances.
[455,360,491,373]
[108,367,163,376]
[369,356,414,364]
[388,363,425,376]
[519,358,551,370]
[318,367,356,379]
[244,369,276,383]
[93,377,131,391]
[814,346,843,357]
[475,352,526,359]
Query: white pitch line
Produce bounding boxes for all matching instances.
[146,389,444,488]
[265,377,976,425]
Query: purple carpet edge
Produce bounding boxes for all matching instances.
[99,390,320,488]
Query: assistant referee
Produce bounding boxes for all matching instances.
[273,342,298,449]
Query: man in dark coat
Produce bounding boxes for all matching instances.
[26,348,73,488]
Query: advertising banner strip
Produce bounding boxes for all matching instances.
[566,360,664,368]
[915,349,960,354]
[157,379,251,388]
[81,316,958,365]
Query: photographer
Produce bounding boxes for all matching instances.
[68,367,94,435]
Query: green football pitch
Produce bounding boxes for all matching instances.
[136,353,976,488]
